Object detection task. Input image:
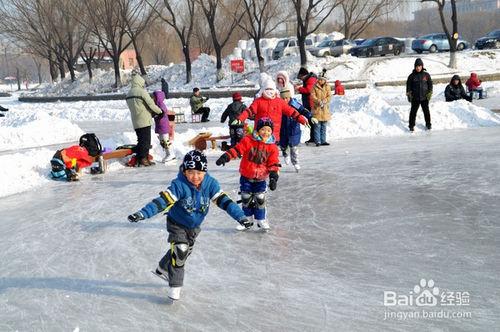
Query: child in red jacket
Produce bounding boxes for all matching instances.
[216,117,280,231]
[334,80,345,95]
[465,73,484,99]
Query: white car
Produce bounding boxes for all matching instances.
[309,39,356,57]
[272,38,314,59]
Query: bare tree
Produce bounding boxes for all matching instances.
[237,0,283,73]
[422,0,459,68]
[193,12,214,55]
[290,0,343,66]
[122,0,159,76]
[81,0,134,87]
[148,0,196,83]
[197,0,244,82]
[339,0,399,40]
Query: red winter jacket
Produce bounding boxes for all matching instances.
[334,80,345,95]
[297,74,317,110]
[61,145,94,170]
[225,134,280,181]
[465,73,481,91]
[238,96,306,142]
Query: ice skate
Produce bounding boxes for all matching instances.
[283,155,290,165]
[168,286,182,300]
[151,265,169,283]
[162,154,176,163]
[256,219,270,231]
[293,164,301,173]
[236,216,253,231]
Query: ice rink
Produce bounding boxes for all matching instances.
[0,127,499,331]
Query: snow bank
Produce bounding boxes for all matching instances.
[0,111,84,151]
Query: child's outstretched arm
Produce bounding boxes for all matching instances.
[215,136,250,166]
[210,184,253,229]
[127,188,178,222]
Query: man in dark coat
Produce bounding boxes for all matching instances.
[161,78,169,99]
[406,58,433,132]
[445,75,472,102]
[295,67,317,143]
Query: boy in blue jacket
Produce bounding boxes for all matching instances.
[279,88,316,172]
[127,150,252,300]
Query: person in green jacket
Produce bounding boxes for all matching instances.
[126,73,163,166]
[189,87,210,122]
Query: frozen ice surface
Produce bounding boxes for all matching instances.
[0,127,499,331]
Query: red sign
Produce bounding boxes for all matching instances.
[230,59,245,73]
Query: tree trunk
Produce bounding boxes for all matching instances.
[85,61,93,83]
[131,37,147,75]
[112,56,122,88]
[48,51,58,83]
[449,50,457,69]
[215,45,223,82]
[67,60,76,82]
[36,62,42,84]
[255,38,265,73]
[16,67,21,91]
[58,59,65,80]
[183,45,192,84]
[297,35,307,66]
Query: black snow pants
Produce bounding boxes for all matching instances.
[409,100,431,130]
[159,218,201,287]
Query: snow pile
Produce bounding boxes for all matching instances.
[328,93,500,138]
[0,111,84,151]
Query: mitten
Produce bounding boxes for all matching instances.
[426,91,432,101]
[128,212,145,223]
[238,217,254,229]
[269,171,279,191]
[406,92,412,103]
[311,117,319,124]
[231,119,242,126]
[216,153,230,166]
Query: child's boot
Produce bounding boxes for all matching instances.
[168,286,182,300]
[236,216,253,231]
[256,219,270,231]
[293,163,301,173]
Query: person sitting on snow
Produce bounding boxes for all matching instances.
[445,75,472,102]
[465,73,484,99]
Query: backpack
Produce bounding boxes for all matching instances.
[50,150,78,181]
[79,133,102,157]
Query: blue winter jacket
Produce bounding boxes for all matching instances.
[280,98,313,148]
[138,171,245,229]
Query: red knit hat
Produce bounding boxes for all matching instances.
[232,92,242,101]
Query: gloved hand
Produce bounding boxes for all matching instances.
[426,91,432,101]
[310,117,319,125]
[231,119,242,126]
[406,92,412,103]
[128,212,145,223]
[269,171,279,191]
[216,153,230,166]
[155,112,164,119]
[238,217,254,229]
[204,96,210,101]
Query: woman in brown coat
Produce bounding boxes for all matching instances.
[310,69,332,146]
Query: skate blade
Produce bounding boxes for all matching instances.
[151,270,169,283]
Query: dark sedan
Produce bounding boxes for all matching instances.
[350,37,405,57]
[475,29,500,49]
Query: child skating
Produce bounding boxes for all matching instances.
[127,150,252,300]
[279,88,315,172]
[216,117,280,231]
[152,90,174,162]
[220,92,247,147]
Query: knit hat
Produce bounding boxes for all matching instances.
[317,68,327,81]
[280,88,292,99]
[297,67,309,78]
[232,92,242,101]
[256,117,274,131]
[193,87,200,93]
[182,150,208,172]
[414,58,424,67]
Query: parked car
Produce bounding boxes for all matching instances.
[412,33,469,53]
[475,29,500,49]
[309,39,356,57]
[349,37,405,57]
[272,38,314,60]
